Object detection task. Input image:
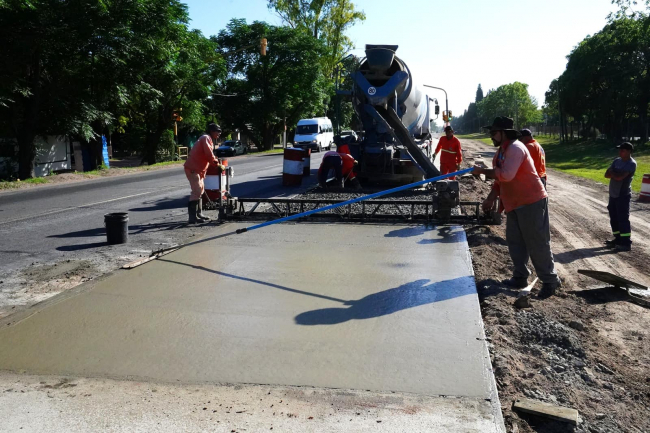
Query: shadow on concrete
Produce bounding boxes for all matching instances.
[49,227,105,238]
[57,241,108,251]
[48,221,187,241]
[158,258,347,304]
[295,276,476,326]
[383,226,463,245]
[553,246,616,264]
[418,227,464,244]
[129,196,187,212]
[384,225,433,238]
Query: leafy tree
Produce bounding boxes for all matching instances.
[551,15,650,141]
[267,0,365,77]
[213,19,328,150]
[475,84,484,103]
[0,0,225,176]
[477,82,542,129]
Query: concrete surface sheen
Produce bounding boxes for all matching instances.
[0,223,489,399]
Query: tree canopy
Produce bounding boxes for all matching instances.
[0,0,224,177]
[212,19,328,150]
[548,13,650,142]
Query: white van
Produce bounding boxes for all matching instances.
[293,117,333,152]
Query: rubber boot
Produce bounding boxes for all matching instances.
[188,200,198,224]
[196,198,211,222]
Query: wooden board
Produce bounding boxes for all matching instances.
[513,398,578,425]
[122,248,179,270]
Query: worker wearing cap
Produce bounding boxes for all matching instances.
[471,117,561,298]
[318,150,361,189]
[605,142,637,251]
[434,126,463,180]
[520,129,547,189]
[184,123,225,223]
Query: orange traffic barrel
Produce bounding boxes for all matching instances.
[283,148,304,186]
[640,174,650,202]
[302,148,311,176]
[204,159,228,202]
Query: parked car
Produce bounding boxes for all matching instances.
[340,130,358,141]
[215,140,247,157]
[293,117,333,152]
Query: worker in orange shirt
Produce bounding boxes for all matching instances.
[318,150,361,189]
[520,129,547,188]
[183,123,225,223]
[434,126,463,179]
[471,117,561,299]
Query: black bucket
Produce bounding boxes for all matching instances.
[104,212,129,245]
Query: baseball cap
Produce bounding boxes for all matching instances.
[520,129,532,137]
[616,142,634,151]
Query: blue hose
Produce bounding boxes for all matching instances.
[236,167,474,234]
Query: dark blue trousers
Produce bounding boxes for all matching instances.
[318,155,342,185]
[607,195,631,245]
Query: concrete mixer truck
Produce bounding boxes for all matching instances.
[337,45,441,185]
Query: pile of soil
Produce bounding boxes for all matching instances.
[458,141,650,433]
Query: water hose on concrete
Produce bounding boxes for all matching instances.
[236,168,473,234]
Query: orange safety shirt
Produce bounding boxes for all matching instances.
[184,134,220,177]
[318,151,356,180]
[524,139,547,179]
[340,153,356,179]
[435,136,463,164]
[491,140,547,213]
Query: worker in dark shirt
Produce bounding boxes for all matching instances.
[605,142,637,251]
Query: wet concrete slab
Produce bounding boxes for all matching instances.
[0,223,503,430]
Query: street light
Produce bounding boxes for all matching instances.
[424,85,449,126]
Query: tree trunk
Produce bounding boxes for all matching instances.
[142,130,162,165]
[261,123,274,151]
[17,131,36,180]
[639,100,649,144]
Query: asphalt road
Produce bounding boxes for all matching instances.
[0,152,325,274]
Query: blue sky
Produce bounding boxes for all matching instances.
[189,0,620,115]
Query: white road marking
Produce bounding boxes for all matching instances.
[0,187,184,226]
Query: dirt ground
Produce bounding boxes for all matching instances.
[459,138,650,433]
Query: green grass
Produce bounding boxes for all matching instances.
[0,177,49,190]
[253,148,285,154]
[458,133,650,193]
[535,137,650,193]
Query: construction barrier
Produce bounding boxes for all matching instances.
[640,174,650,202]
[302,148,311,176]
[282,148,303,186]
[204,159,228,202]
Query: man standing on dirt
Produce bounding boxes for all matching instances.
[183,123,225,224]
[471,117,561,298]
[434,126,463,179]
[519,129,547,188]
[604,142,637,251]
